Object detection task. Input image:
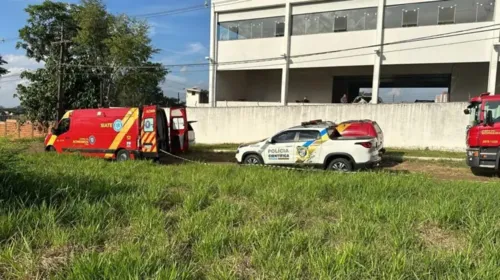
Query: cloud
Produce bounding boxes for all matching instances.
[185,42,207,55]
[0,54,44,107]
[180,66,188,72]
[148,21,172,38]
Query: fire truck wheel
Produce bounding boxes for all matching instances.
[116,150,130,162]
[327,158,353,172]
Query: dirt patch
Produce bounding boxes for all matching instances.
[417,223,466,252]
[36,245,84,278]
[385,160,497,182]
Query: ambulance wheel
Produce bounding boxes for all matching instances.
[46,146,56,152]
[116,150,130,162]
[327,158,353,172]
[243,154,262,165]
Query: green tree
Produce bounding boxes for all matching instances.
[0,56,7,77]
[16,0,171,126]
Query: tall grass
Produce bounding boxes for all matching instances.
[0,142,499,279]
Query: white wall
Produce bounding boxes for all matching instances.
[187,103,470,150]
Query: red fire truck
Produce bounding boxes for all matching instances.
[464,93,500,175]
[44,106,189,161]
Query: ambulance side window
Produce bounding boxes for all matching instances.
[57,118,70,134]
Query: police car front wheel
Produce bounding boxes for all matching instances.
[244,154,262,165]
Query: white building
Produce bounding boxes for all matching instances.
[208,0,499,106]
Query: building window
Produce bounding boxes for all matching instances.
[438,5,456,25]
[385,0,495,29]
[334,15,347,32]
[292,7,377,36]
[402,8,418,27]
[218,16,286,41]
[275,21,285,37]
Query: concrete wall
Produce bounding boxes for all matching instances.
[187,102,470,151]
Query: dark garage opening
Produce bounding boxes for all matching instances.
[332,74,452,103]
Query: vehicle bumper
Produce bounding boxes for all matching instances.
[356,154,382,169]
[466,148,499,169]
[235,149,243,163]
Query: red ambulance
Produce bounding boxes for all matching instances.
[44,106,189,161]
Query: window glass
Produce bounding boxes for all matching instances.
[485,101,500,123]
[293,14,306,35]
[334,14,348,32]
[476,0,495,22]
[438,5,456,25]
[298,131,320,141]
[238,21,251,39]
[305,14,320,34]
[385,0,496,29]
[274,131,297,143]
[58,118,70,134]
[172,118,185,130]
[219,17,285,40]
[318,12,334,33]
[275,20,285,37]
[402,8,418,27]
[364,8,377,30]
[251,20,263,38]
[218,23,230,41]
[228,24,238,40]
[347,9,366,31]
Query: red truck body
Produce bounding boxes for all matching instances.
[44,106,189,161]
[464,93,500,173]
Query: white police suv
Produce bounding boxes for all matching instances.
[235,121,381,171]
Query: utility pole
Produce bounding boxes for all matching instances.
[52,23,71,121]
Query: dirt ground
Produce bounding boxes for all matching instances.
[28,141,498,182]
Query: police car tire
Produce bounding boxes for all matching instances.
[243,154,262,165]
[116,150,130,162]
[327,158,353,172]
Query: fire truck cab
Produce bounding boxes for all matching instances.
[464,93,500,175]
[45,106,189,161]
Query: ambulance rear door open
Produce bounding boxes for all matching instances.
[140,106,169,158]
[169,107,189,153]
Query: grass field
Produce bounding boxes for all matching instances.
[1,140,500,279]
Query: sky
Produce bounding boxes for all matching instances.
[0,0,212,107]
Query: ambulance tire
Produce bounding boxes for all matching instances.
[116,149,130,162]
[46,146,56,152]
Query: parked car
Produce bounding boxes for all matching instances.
[353,93,383,104]
[236,120,381,171]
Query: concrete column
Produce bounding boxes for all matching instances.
[280,2,292,106]
[371,0,386,104]
[208,8,218,107]
[487,1,500,95]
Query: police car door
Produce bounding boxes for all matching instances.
[294,130,323,165]
[263,130,297,165]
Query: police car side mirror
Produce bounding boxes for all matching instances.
[269,138,276,144]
